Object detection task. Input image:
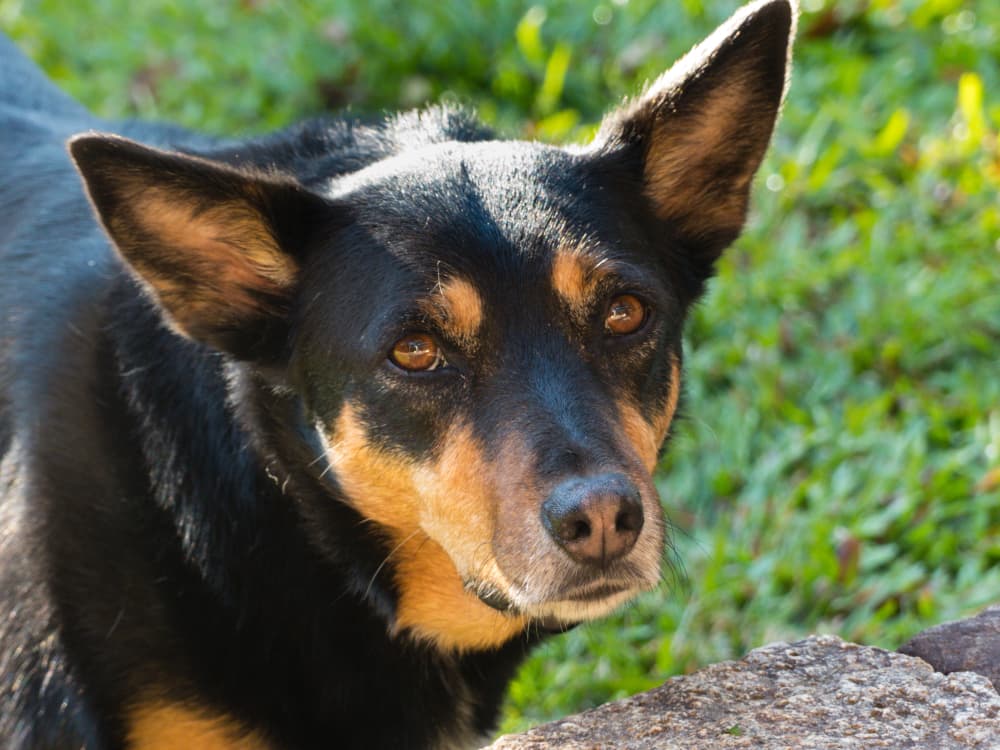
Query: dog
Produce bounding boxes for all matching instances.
[0,1,795,747]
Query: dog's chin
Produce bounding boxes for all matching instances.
[470,579,645,628]
[521,588,640,624]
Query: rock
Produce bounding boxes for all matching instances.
[488,635,1000,749]
[899,606,1000,690]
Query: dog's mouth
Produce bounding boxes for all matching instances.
[465,575,638,626]
[468,581,518,614]
[561,581,632,602]
[466,584,576,632]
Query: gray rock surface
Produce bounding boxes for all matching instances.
[899,606,1000,690]
[488,635,1000,749]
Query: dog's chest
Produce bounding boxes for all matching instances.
[125,666,486,750]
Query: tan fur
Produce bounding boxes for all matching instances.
[590,0,796,243]
[550,245,618,325]
[641,77,761,236]
[323,358,677,647]
[127,702,269,750]
[420,276,484,345]
[617,355,681,472]
[325,401,422,532]
[391,535,528,651]
[484,417,665,621]
[655,355,683,446]
[114,186,296,335]
[324,403,527,652]
[140,189,295,287]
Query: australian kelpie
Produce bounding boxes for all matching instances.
[0,1,795,747]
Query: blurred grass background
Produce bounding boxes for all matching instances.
[3,0,998,736]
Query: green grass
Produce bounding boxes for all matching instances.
[4,0,998,736]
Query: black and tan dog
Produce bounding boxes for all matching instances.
[0,1,795,747]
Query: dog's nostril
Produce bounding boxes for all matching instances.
[615,507,642,534]
[568,519,591,542]
[541,473,644,567]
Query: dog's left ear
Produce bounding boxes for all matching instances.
[590,0,796,292]
[69,135,329,360]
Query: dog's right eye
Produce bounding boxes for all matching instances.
[604,294,647,336]
[389,333,447,372]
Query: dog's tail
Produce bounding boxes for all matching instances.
[0,33,90,121]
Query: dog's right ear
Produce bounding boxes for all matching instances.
[69,134,329,360]
[589,0,796,299]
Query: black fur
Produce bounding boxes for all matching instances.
[0,3,794,748]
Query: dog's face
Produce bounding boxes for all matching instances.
[70,0,794,651]
[297,139,682,636]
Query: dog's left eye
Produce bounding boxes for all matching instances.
[389,333,447,372]
[604,294,646,336]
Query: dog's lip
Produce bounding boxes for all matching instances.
[557,580,632,602]
[473,585,517,614]
[468,587,578,633]
[467,576,636,613]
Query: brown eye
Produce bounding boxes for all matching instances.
[390,333,445,372]
[604,294,646,336]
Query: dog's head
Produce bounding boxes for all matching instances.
[70,0,795,651]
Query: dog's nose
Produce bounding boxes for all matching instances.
[541,473,643,567]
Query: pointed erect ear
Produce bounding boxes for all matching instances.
[590,0,796,281]
[69,134,327,360]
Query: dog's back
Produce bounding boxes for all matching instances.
[0,34,119,450]
[0,35,125,749]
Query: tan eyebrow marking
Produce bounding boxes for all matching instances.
[419,275,484,344]
[550,245,619,325]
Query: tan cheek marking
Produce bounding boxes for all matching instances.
[325,406,527,652]
[325,402,421,532]
[620,403,661,474]
[403,422,528,651]
[618,355,682,472]
[414,422,494,562]
[392,535,528,652]
[127,702,269,750]
[656,354,683,440]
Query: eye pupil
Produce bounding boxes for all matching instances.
[390,333,443,371]
[605,294,646,335]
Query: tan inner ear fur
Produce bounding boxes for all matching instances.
[324,403,528,652]
[641,74,768,239]
[127,701,270,750]
[114,188,297,334]
[591,0,794,245]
